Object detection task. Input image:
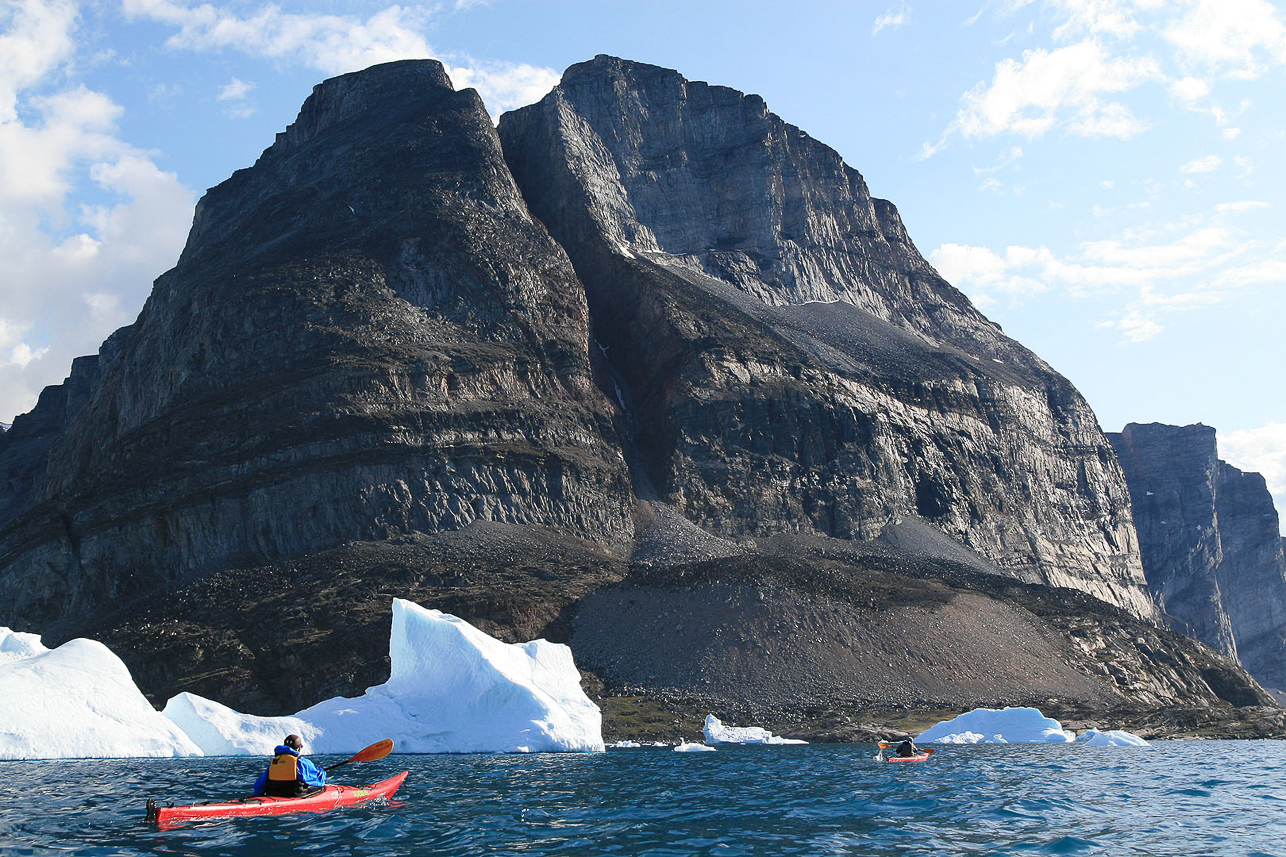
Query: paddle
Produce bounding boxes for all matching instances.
[325,739,395,772]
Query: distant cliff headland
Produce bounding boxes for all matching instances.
[2,57,1283,738]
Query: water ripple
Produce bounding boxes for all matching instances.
[1,742,1285,855]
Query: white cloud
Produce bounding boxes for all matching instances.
[121,1,436,76]
[1220,422,1286,524]
[1097,309,1161,342]
[1046,0,1145,41]
[1164,0,1286,79]
[1179,153,1221,173]
[1215,200,1269,213]
[929,211,1281,344]
[217,77,253,102]
[0,0,78,122]
[1222,126,1241,139]
[1169,75,1210,103]
[0,0,196,422]
[873,7,908,35]
[446,61,561,118]
[953,40,1161,140]
[122,2,559,116]
[929,242,1051,306]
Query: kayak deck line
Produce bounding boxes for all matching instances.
[145,771,409,826]
[885,753,932,762]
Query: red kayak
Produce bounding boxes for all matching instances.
[146,771,408,825]
[886,752,932,762]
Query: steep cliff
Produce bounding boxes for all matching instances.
[498,55,1154,619]
[0,60,632,633]
[1109,422,1286,694]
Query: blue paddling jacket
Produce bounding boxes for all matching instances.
[253,745,327,796]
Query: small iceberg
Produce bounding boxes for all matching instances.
[674,741,716,752]
[0,628,202,760]
[918,707,1075,744]
[167,599,605,754]
[703,714,807,745]
[1078,728,1149,747]
[607,740,642,748]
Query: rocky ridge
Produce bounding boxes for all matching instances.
[1109,422,1286,696]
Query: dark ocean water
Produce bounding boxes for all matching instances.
[1,741,1283,856]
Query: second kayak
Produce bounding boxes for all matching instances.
[146,771,408,825]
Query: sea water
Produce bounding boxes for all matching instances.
[1,742,1283,856]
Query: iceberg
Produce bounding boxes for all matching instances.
[674,741,716,752]
[702,714,807,745]
[1079,728,1150,747]
[0,628,202,760]
[917,707,1076,744]
[165,598,604,754]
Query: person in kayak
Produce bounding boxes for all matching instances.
[253,734,327,797]
[895,739,920,758]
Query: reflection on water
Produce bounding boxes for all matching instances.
[1,742,1284,856]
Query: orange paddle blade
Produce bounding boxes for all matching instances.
[924,748,936,755]
[348,739,394,764]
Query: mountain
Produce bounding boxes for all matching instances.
[498,55,1154,619]
[0,58,1276,735]
[1109,422,1286,697]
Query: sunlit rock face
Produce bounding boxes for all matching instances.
[0,60,632,633]
[1110,422,1286,693]
[499,56,1154,619]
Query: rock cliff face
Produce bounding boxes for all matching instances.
[0,60,632,632]
[498,55,1153,618]
[0,57,1272,730]
[1109,422,1286,693]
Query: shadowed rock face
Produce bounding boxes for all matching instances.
[498,55,1153,619]
[0,60,632,633]
[1109,422,1286,693]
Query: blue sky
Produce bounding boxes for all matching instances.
[2,0,1284,519]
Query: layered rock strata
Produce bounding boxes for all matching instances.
[1109,422,1286,693]
[0,60,632,632]
[499,56,1154,619]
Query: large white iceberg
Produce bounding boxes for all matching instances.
[164,598,604,754]
[703,714,807,745]
[917,707,1076,744]
[0,628,202,760]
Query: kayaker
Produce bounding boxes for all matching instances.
[895,739,920,758]
[253,734,327,797]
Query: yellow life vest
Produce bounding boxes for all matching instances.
[268,752,299,782]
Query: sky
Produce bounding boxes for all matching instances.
[2,0,1284,521]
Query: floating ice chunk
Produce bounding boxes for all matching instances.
[703,714,807,745]
[162,693,319,756]
[607,740,642,748]
[674,741,716,752]
[167,599,604,755]
[918,707,1075,744]
[1079,728,1149,747]
[0,629,202,760]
